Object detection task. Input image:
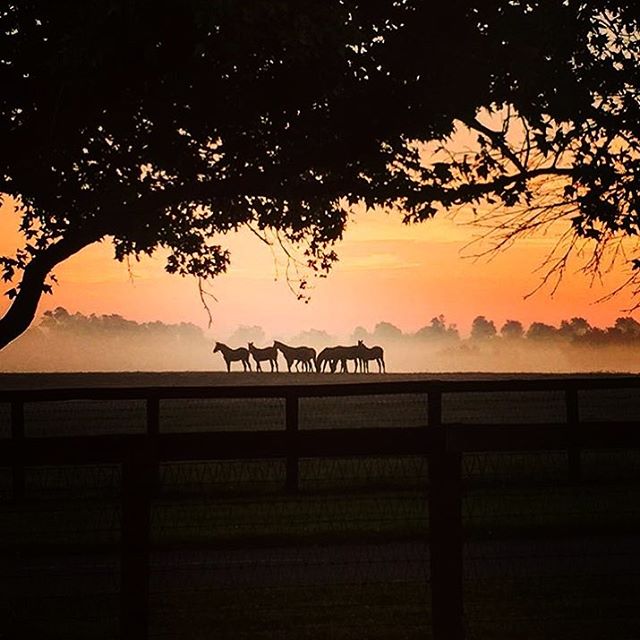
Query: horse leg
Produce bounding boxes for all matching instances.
[225,358,231,373]
[256,360,262,372]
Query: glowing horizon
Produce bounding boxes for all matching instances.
[1,196,638,343]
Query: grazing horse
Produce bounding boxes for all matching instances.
[273,341,316,372]
[317,347,339,373]
[213,342,251,372]
[357,340,386,373]
[317,345,359,373]
[248,342,278,372]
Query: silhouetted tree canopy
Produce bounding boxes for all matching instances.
[415,315,459,342]
[373,321,403,340]
[2,1,640,348]
[526,322,559,341]
[227,325,266,346]
[559,317,591,339]
[500,320,525,340]
[470,315,497,341]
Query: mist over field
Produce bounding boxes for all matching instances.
[1,307,640,374]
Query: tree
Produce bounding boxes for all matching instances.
[228,325,266,346]
[415,315,459,342]
[3,2,640,349]
[291,328,336,347]
[559,317,592,340]
[373,321,403,341]
[612,316,640,338]
[351,326,370,342]
[500,319,525,340]
[526,322,558,341]
[470,316,497,341]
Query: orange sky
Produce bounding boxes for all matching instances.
[0,196,638,338]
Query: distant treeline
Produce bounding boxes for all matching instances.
[350,315,640,346]
[2,307,640,373]
[0,307,212,371]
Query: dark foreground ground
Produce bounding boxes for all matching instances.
[0,369,635,389]
[2,372,640,639]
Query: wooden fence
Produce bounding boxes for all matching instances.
[2,376,640,640]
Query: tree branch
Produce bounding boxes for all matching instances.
[0,233,99,350]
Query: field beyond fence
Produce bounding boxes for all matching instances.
[2,373,640,639]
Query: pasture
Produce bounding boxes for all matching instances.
[2,372,640,639]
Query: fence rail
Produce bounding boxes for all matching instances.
[2,376,640,640]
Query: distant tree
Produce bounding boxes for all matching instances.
[290,328,336,347]
[2,307,210,370]
[611,316,640,340]
[351,326,370,342]
[470,316,497,341]
[373,322,403,341]
[39,307,206,342]
[228,325,266,346]
[615,316,640,337]
[500,319,525,340]
[3,2,640,350]
[526,322,558,341]
[415,315,459,342]
[559,317,592,340]
[40,306,72,329]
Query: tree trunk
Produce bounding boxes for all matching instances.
[0,234,96,350]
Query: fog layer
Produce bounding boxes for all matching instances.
[1,308,639,373]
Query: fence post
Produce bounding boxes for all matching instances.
[146,395,160,493]
[11,400,25,500]
[285,394,299,493]
[121,445,152,640]
[427,389,465,640]
[565,388,581,482]
[146,395,160,437]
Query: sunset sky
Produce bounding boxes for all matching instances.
[1,195,639,340]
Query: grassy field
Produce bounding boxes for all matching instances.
[2,372,640,639]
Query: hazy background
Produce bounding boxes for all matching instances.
[2,306,640,373]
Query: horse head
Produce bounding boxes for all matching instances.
[213,342,221,353]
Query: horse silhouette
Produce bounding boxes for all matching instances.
[357,340,386,373]
[273,340,316,372]
[248,342,278,372]
[317,345,359,373]
[317,346,339,372]
[213,342,251,372]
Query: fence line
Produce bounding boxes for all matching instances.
[2,376,640,640]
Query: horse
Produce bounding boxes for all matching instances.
[273,340,316,372]
[317,347,339,373]
[357,340,386,373]
[248,342,278,372]
[213,342,251,372]
[317,345,359,373]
